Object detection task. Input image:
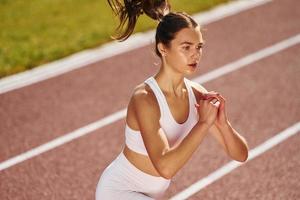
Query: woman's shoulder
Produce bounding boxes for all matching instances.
[131,81,158,108]
[128,81,160,119]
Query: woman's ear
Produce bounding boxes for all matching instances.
[157,43,167,57]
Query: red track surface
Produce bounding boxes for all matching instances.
[0,0,299,199]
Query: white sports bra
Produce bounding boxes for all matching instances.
[125,76,199,156]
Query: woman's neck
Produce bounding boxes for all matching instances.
[154,66,187,98]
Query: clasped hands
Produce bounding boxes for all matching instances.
[194,91,229,129]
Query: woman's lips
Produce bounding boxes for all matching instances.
[188,63,198,68]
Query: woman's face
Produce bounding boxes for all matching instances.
[160,26,204,75]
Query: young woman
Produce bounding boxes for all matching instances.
[96,0,249,199]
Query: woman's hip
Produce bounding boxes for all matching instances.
[96,151,171,199]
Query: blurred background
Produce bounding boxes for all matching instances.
[0,0,229,78]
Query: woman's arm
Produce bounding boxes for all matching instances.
[215,121,249,162]
[132,85,217,179]
[191,81,249,162]
[209,122,248,162]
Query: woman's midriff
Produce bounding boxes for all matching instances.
[123,145,162,177]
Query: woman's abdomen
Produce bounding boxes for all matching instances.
[123,145,162,177]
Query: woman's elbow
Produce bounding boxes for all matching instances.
[159,167,174,179]
[237,151,248,162]
[156,161,176,180]
[235,146,249,162]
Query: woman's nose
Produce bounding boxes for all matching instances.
[191,49,202,60]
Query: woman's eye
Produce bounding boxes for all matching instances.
[183,46,190,50]
[182,45,203,51]
[196,45,203,50]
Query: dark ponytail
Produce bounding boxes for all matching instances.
[107,0,170,41]
[107,0,199,58]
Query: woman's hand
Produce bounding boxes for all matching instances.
[214,93,229,128]
[194,91,220,127]
[195,91,230,129]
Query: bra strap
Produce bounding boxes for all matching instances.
[144,77,167,119]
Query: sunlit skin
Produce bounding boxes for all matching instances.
[123,25,249,179]
[159,26,204,76]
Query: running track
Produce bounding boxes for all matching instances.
[0,0,299,199]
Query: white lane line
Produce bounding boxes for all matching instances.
[170,122,300,200]
[0,0,272,94]
[0,109,127,171]
[194,33,300,83]
[0,34,298,171]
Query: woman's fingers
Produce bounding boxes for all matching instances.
[197,92,220,109]
[216,93,226,110]
[217,93,226,101]
[200,91,219,100]
[196,91,224,110]
[205,92,222,108]
[211,101,221,107]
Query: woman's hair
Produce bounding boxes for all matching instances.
[107,0,199,57]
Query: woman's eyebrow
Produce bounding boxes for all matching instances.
[180,41,205,45]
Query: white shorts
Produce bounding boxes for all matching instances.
[95,151,171,200]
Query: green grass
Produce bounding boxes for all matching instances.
[0,0,230,78]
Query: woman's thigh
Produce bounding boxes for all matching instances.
[95,152,170,200]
